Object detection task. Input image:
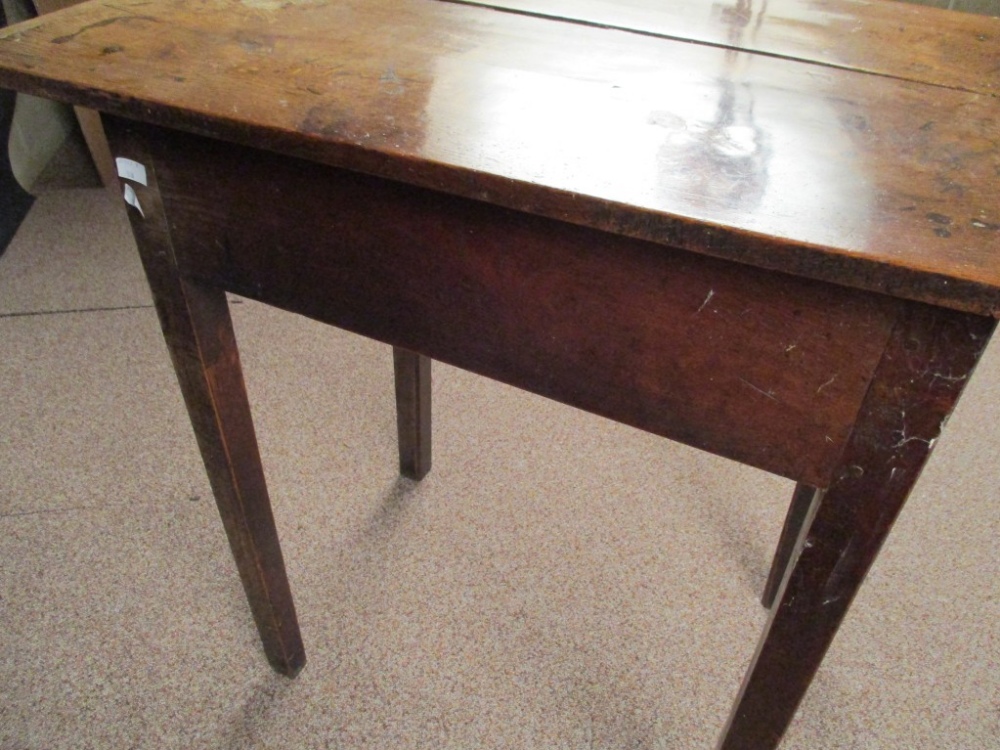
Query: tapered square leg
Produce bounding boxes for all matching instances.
[717,302,995,750]
[393,347,432,480]
[104,115,305,676]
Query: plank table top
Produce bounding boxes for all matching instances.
[1,0,999,313]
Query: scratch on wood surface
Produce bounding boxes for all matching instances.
[930,370,968,386]
[894,435,935,449]
[696,289,714,313]
[892,410,937,450]
[821,538,857,604]
[816,374,837,394]
[739,377,777,401]
[51,15,160,44]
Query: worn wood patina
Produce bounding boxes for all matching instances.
[0,0,997,748]
[0,0,999,312]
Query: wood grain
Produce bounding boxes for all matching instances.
[0,0,998,314]
[103,115,306,677]
[445,0,1000,95]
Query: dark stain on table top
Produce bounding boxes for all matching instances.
[1,0,999,315]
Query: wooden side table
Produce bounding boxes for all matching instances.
[1,0,998,746]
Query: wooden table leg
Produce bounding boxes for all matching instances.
[393,347,432,480]
[717,302,995,750]
[104,116,305,676]
[761,483,821,609]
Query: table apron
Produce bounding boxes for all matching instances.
[143,124,903,487]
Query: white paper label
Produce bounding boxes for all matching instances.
[115,157,148,186]
[123,183,144,217]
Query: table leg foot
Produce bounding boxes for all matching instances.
[717,302,995,750]
[393,347,432,480]
[103,115,306,677]
[761,483,821,609]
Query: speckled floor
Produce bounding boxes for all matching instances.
[1,186,998,749]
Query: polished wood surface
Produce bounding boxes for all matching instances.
[447,0,1000,94]
[1,0,1000,314]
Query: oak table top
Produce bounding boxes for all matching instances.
[1,0,999,313]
